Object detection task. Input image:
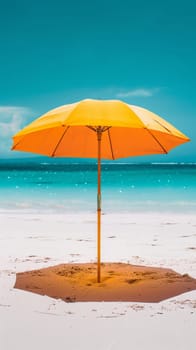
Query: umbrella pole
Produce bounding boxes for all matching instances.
[97,128,102,283]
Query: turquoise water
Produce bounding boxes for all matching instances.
[0,160,196,213]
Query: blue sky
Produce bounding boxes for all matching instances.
[0,0,195,162]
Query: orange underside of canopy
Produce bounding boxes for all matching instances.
[12,125,187,159]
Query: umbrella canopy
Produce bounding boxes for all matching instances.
[12,99,189,158]
[12,99,190,282]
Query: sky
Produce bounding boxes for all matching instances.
[0,0,195,162]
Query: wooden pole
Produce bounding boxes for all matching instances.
[97,127,102,283]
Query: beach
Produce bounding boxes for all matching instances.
[1,208,196,350]
[1,0,195,347]
[1,162,196,349]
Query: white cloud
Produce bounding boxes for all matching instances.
[0,106,27,114]
[0,106,30,137]
[0,106,32,154]
[116,88,159,98]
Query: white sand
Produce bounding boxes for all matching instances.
[0,210,196,349]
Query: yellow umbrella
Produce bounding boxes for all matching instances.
[11,99,190,282]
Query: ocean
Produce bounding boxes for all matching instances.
[0,159,196,213]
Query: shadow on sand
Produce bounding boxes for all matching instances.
[14,262,196,303]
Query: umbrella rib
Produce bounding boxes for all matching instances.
[145,128,168,154]
[153,119,172,134]
[51,126,70,157]
[11,138,21,150]
[108,129,115,160]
